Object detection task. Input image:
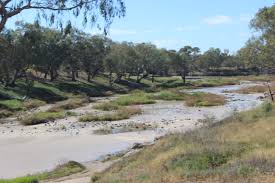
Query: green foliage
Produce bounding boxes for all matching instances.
[93,102,121,111]
[0,161,85,183]
[37,161,85,180]
[21,111,66,125]
[114,92,155,106]
[185,92,226,107]
[0,100,24,111]
[80,107,141,122]
[0,176,38,183]
[150,90,185,101]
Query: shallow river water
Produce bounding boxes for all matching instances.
[0,83,264,178]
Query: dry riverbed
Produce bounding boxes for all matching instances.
[0,82,265,179]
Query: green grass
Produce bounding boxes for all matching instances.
[0,176,38,183]
[48,97,88,112]
[93,123,156,135]
[91,103,275,183]
[37,161,85,180]
[0,161,85,183]
[21,111,66,125]
[93,102,121,111]
[0,99,24,111]
[185,92,227,107]
[150,90,186,101]
[80,107,142,122]
[23,99,46,110]
[228,84,275,94]
[113,92,155,106]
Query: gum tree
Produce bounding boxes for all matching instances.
[0,0,126,32]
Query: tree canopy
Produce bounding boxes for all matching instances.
[0,0,126,32]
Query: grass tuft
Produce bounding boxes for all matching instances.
[114,92,155,106]
[0,161,85,183]
[93,102,121,111]
[48,98,88,112]
[21,111,65,125]
[80,107,141,122]
[0,99,24,111]
[150,90,186,101]
[185,92,226,107]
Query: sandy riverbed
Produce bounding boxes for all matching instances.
[0,82,264,178]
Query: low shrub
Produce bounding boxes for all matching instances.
[0,99,24,111]
[48,98,88,112]
[21,111,65,125]
[185,92,226,107]
[150,90,186,101]
[80,107,141,122]
[93,102,121,111]
[114,92,155,106]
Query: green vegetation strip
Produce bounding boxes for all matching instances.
[80,107,141,122]
[21,111,66,125]
[0,161,85,183]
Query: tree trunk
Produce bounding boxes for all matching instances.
[91,68,100,79]
[151,73,155,83]
[44,72,48,79]
[181,70,186,85]
[109,71,114,86]
[50,69,57,82]
[136,73,148,83]
[10,69,19,87]
[72,70,76,81]
[87,72,91,82]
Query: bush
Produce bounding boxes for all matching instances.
[48,98,87,112]
[185,92,226,107]
[80,107,141,122]
[262,102,273,113]
[114,92,155,106]
[23,99,46,109]
[93,102,121,111]
[150,90,185,101]
[21,111,65,125]
[0,99,24,111]
[38,161,85,180]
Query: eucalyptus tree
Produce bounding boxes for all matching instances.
[80,35,110,82]
[237,37,267,74]
[134,43,157,83]
[0,0,126,33]
[177,46,200,82]
[104,42,134,86]
[250,5,275,73]
[62,29,86,81]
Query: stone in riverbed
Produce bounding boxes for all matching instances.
[132,143,144,149]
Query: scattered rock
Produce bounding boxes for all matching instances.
[132,143,144,149]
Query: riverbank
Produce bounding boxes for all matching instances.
[0,81,265,179]
[92,102,275,183]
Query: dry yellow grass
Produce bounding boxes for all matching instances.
[92,103,275,183]
[185,92,227,107]
[228,84,275,94]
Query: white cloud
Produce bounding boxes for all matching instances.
[110,29,137,36]
[203,15,233,25]
[240,14,253,22]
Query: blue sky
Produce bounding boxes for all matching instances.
[6,0,275,52]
